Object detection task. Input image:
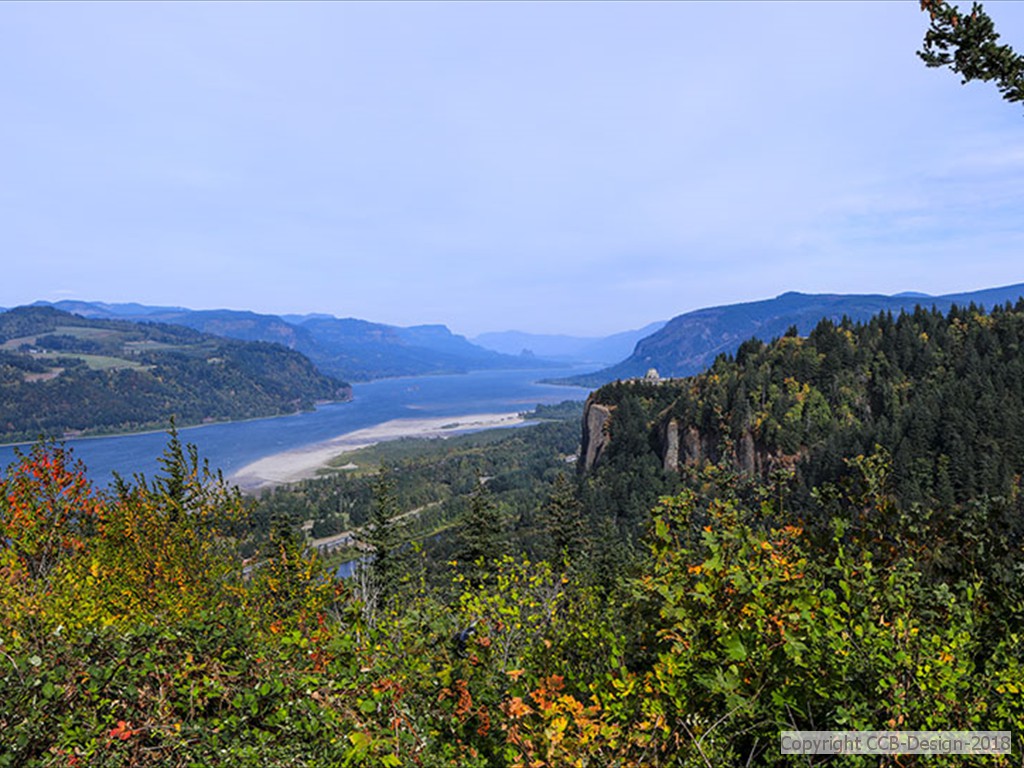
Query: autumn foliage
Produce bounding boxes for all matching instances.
[1,438,1022,766]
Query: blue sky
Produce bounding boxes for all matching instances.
[3,1,1024,336]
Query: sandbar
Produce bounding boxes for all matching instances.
[230,412,525,492]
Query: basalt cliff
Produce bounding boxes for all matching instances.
[580,389,800,477]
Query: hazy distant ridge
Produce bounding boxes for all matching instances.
[473,321,666,364]
[566,283,1024,385]
[36,301,550,382]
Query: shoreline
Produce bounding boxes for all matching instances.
[0,395,355,450]
[229,411,525,493]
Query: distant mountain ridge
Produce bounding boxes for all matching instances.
[564,283,1024,386]
[34,301,551,382]
[473,321,667,365]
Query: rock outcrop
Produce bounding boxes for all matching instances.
[584,395,802,479]
[656,419,802,476]
[661,418,680,472]
[581,399,615,472]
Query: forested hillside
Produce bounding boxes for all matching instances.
[2,303,1024,765]
[566,282,1024,385]
[585,300,1024,516]
[0,306,349,443]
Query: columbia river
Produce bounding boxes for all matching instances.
[0,367,590,489]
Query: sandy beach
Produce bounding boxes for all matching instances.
[230,412,525,492]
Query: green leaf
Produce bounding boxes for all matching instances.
[654,516,670,542]
[721,633,747,661]
[348,731,372,752]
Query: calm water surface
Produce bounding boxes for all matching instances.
[0,367,590,487]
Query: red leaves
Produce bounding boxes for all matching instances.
[108,720,137,741]
[452,679,474,718]
[0,443,101,581]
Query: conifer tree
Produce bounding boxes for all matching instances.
[542,472,585,560]
[454,480,505,580]
[358,467,406,603]
[920,0,1024,106]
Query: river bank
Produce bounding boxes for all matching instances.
[229,411,525,492]
[0,367,589,487]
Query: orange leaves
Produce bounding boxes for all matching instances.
[448,678,474,719]
[438,678,466,708]
[531,674,564,712]
[108,719,138,741]
[502,675,632,768]
[0,442,102,582]
[505,695,534,718]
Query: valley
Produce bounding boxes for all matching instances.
[6,296,1024,766]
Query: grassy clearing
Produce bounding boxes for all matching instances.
[77,354,148,371]
[0,334,39,350]
[22,368,64,383]
[123,339,193,353]
[52,325,122,341]
[30,351,147,371]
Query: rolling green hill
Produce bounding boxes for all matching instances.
[0,306,350,443]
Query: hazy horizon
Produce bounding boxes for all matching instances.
[12,280,1024,343]
[3,2,1024,336]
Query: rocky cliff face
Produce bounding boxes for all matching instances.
[582,395,801,477]
[656,419,803,476]
[580,399,614,472]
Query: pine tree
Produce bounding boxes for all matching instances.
[358,467,406,603]
[454,480,505,581]
[542,472,585,560]
[919,0,1024,106]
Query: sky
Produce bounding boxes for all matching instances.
[3,1,1024,337]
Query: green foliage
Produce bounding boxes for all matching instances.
[635,466,1024,765]
[540,472,585,560]
[919,0,1024,105]
[453,483,507,583]
[351,467,412,617]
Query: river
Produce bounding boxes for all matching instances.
[0,367,591,488]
